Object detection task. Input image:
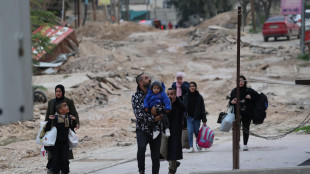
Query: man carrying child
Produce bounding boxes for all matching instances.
[144,80,172,139]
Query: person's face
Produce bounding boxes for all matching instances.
[55,88,63,99]
[239,78,245,88]
[152,86,160,94]
[167,89,176,101]
[140,74,151,88]
[189,83,196,93]
[177,77,183,84]
[59,103,69,114]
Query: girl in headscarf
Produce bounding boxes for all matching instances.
[229,75,259,151]
[183,82,207,152]
[172,72,190,130]
[171,72,189,101]
[45,84,79,171]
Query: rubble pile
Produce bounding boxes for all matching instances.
[75,21,156,41]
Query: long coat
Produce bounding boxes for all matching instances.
[167,98,186,161]
[45,97,79,159]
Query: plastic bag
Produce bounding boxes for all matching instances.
[36,121,57,146]
[68,129,79,149]
[219,106,235,132]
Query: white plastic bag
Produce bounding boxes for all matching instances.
[68,129,79,149]
[36,121,47,145]
[219,106,235,132]
[41,146,47,157]
[36,121,57,146]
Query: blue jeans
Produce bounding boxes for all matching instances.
[187,116,201,147]
[136,130,162,174]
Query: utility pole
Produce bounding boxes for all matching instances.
[125,0,129,21]
[250,0,256,32]
[62,0,65,23]
[92,0,97,21]
[118,0,121,24]
[77,0,80,27]
[233,6,242,170]
[154,0,157,19]
[112,0,116,23]
[301,0,305,54]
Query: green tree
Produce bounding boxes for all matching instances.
[169,0,235,22]
[30,0,58,72]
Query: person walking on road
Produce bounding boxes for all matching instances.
[45,84,79,172]
[166,88,186,174]
[229,75,259,151]
[171,72,189,129]
[132,73,164,174]
[183,82,207,152]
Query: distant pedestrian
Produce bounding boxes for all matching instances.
[183,82,207,152]
[144,81,171,139]
[45,84,79,171]
[132,73,163,174]
[166,88,186,174]
[229,75,259,151]
[168,21,173,29]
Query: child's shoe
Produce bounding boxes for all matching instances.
[153,130,160,139]
[165,128,170,137]
[195,142,202,151]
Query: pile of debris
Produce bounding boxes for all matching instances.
[75,21,156,41]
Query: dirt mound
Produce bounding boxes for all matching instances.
[198,10,238,29]
[75,21,156,41]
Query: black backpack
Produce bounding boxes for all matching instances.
[252,93,268,124]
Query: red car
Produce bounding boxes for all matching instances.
[262,16,300,42]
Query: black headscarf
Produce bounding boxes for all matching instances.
[55,84,65,102]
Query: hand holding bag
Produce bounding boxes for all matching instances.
[68,129,79,149]
[219,106,235,132]
[36,121,57,146]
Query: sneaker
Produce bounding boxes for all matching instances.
[189,147,194,153]
[153,130,160,139]
[195,142,202,151]
[165,128,170,137]
[243,145,248,151]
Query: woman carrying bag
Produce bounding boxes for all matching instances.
[45,84,80,171]
[183,82,207,152]
[229,75,258,151]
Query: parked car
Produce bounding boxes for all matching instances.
[262,16,300,42]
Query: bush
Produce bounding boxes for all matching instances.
[298,53,309,61]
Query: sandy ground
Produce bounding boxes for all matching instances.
[0,11,310,173]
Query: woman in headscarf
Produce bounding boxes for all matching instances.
[171,72,189,130]
[45,84,79,171]
[229,75,259,151]
[183,82,207,152]
[171,72,189,101]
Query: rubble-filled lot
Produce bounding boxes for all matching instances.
[1,11,310,173]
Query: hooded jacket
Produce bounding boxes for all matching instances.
[143,82,171,111]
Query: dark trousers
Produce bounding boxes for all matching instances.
[136,130,162,174]
[241,117,251,145]
[51,141,70,174]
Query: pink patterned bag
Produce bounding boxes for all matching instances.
[196,125,214,148]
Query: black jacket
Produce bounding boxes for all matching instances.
[229,87,259,120]
[167,98,186,160]
[183,91,207,122]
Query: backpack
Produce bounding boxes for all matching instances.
[196,125,214,148]
[252,93,268,124]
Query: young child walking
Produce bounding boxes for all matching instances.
[44,101,77,174]
[144,80,172,139]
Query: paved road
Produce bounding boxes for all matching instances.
[69,134,310,174]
